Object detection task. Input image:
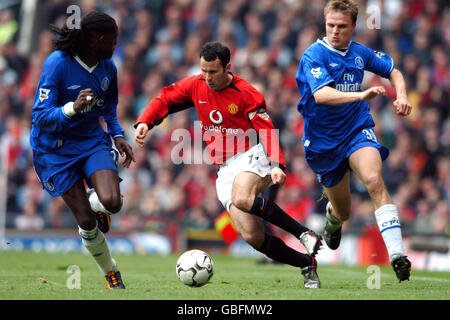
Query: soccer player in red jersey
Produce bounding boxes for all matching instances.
[135,42,322,288]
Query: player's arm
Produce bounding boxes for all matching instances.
[32,58,91,133]
[101,73,124,138]
[34,88,95,132]
[389,68,411,116]
[251,111,286,185]
[365,48,411,116]
[246,90,286,185]
[134,79,195,147]
[313,85,386,106]
[101,73,135,168]
[300,49,385,106]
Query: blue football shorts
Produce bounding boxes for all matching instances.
[33,144,119,197]
[305,127,389,188]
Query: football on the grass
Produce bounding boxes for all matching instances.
[176,249,214,287]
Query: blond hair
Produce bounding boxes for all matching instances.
[324,0,358,24]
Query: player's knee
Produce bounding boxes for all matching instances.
[240,230,264,248]
[364,174,384,196]
[98,193,122,214]
[231,194,253,212]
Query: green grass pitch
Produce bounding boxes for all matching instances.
[0,251,448,300]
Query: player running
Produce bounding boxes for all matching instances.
[30,11,135,289]
[135,41,322,288]
[295,0,411,281]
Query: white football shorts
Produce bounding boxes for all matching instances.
[216,143,272,211]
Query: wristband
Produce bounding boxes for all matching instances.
[62,101,76,117]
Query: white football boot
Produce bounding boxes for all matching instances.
[299,230,323,257]
[301,259,320,289]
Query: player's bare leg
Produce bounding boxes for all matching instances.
[233,172,322,256]
[229,171,272,249]
[89,169,122,213]
[228,203,265,248]
[349,147,391,209]
[229,172,320,288]
[62,179,125,289]
[322,171,351,250]
[87,169,123,233]
[62,178,97,231]
[349,147,410,281]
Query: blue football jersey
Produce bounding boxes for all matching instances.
[30,50,124,155]
[296,38,394,153]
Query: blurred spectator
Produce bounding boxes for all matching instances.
[0,9,18,45]
[46,196,74,229]
[0,56,17,100]
[14,200,44,231]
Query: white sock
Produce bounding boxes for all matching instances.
[88,189,114,214]
[79,223,118,275]
[374,204,405,261]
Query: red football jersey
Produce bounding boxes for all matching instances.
[135,73,286,168]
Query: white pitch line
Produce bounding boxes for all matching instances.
[332,268,450,282]
[411,276,450,283]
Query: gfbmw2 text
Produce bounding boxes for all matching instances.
[177,303,273,317]
[222,304,272,315]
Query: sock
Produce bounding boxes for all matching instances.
[88,190,113,214]
[79,223,118,275]
[258,233,313,268]
[374,204,405,261]
[249,197,309,238]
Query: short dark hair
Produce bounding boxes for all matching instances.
[199,41,231,69]
[50,11,118,56]
[324,0,358,24]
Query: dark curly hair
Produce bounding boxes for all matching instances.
[49,10,117,56]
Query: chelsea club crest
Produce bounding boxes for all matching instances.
[355,56,364,70]
[101,77,110,91]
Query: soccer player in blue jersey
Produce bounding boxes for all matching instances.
[30,11,135,289]
[296,0,412,282]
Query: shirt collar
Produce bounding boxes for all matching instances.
[317,37,352,56]
[74,55,98,73]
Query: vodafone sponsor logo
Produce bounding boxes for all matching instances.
[199,122,239,134]
[209,110,223,124]
[199,110,239,134]
[170,121,281,165]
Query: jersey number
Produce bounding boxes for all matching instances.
[362,129,378,142]
[248,154,259,164]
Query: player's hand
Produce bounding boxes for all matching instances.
[360,86,386,101]
[135,123,149,147]
[393,96,412,117]
[73,88,94,113]
[271,167,286,185]
[114,136,135,168]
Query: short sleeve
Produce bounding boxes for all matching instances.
[365,48,395,78]
[300,52,335,94]
[243,85,266,116]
